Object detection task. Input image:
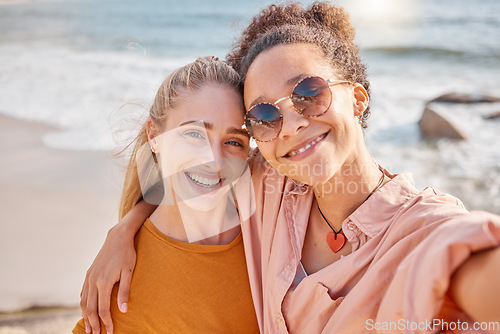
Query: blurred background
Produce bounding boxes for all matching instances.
[0,0,499,331]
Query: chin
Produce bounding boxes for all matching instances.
[180,185,231,212]
[271,156,337,186]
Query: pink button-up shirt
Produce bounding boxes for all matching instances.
[240,154,500,333]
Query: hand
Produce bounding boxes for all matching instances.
[449,246,500,323]
[80,224,136,334]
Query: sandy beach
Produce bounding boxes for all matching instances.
[0,114,123,331]
[0,307,81,334]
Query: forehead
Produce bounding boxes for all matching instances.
[243,43,335,108]
[165,84,245,129]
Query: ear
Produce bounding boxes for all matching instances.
[352,83,369,117]
[146,117,161,153]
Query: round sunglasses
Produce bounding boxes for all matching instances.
[242,76,351,142]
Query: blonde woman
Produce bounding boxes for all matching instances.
[73,57,259,333]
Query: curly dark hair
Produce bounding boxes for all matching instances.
[227,2,371,128]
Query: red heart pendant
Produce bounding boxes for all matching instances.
[326,232,346,253]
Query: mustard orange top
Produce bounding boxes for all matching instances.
[73,219,259,334]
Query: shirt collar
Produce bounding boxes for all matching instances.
[348,170,420,238]
[286,178,310,196]
[283,168,421,239]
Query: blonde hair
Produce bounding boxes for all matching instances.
[119,57,242,219]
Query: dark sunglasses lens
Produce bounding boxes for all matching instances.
[292,77,332,116]
[246,103,282,141]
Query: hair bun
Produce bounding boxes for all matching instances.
[307,2,355,42]
[228,2,356,73]
[200,56,220,61]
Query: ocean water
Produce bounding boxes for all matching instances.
[1,0,499,213]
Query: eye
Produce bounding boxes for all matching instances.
[184,130,205,140]
[226,137,250,150]
[226,140,243,147]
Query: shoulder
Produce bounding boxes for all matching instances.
[353,172,469,238]
[386,173,469,228]
[384,177,500,249]
[400,186,467,220]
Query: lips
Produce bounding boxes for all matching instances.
[283,132,329,158]
[185,171,222,188]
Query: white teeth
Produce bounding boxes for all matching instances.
[186,172,221,187]
[288,133,326,157]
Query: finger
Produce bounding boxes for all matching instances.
[80,275,89,311]
[86,283,101,334]
[80,276,91,333]
[97,280,114,334]
[81,298,92,333]
[82,316,92,334]
[117,268,133,313]
[80,273,88,299]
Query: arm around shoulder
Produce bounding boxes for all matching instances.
[113,199,157,236]
[80,199,157,334]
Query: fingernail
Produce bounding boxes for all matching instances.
[85,326,90,333]
[119,302,128,313]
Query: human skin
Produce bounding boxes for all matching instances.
[82,39,500,334]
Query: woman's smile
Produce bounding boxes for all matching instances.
[282,131,329,160]
[185,171,222,188]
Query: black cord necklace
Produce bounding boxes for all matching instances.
[318,166,385,253]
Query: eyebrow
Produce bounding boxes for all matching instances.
[248,73,312,108]
[178,120,249,137]
[228,128,250,137]
[286,73,310,87]
[179,120,212,129]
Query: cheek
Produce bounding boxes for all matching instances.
[159,148,183,176]
[228,144,250,160]
[256,142,277,162]
[160,144,206,175]
[320,105,354,139]
[238,150,250,161]
[331,93,356,126]
[256,143,288,177]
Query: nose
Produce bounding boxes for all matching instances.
[198,139,224,176]
[211,142,224,172]
[277,99,310,140]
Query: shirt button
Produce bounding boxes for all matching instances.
[347,221,356,231]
